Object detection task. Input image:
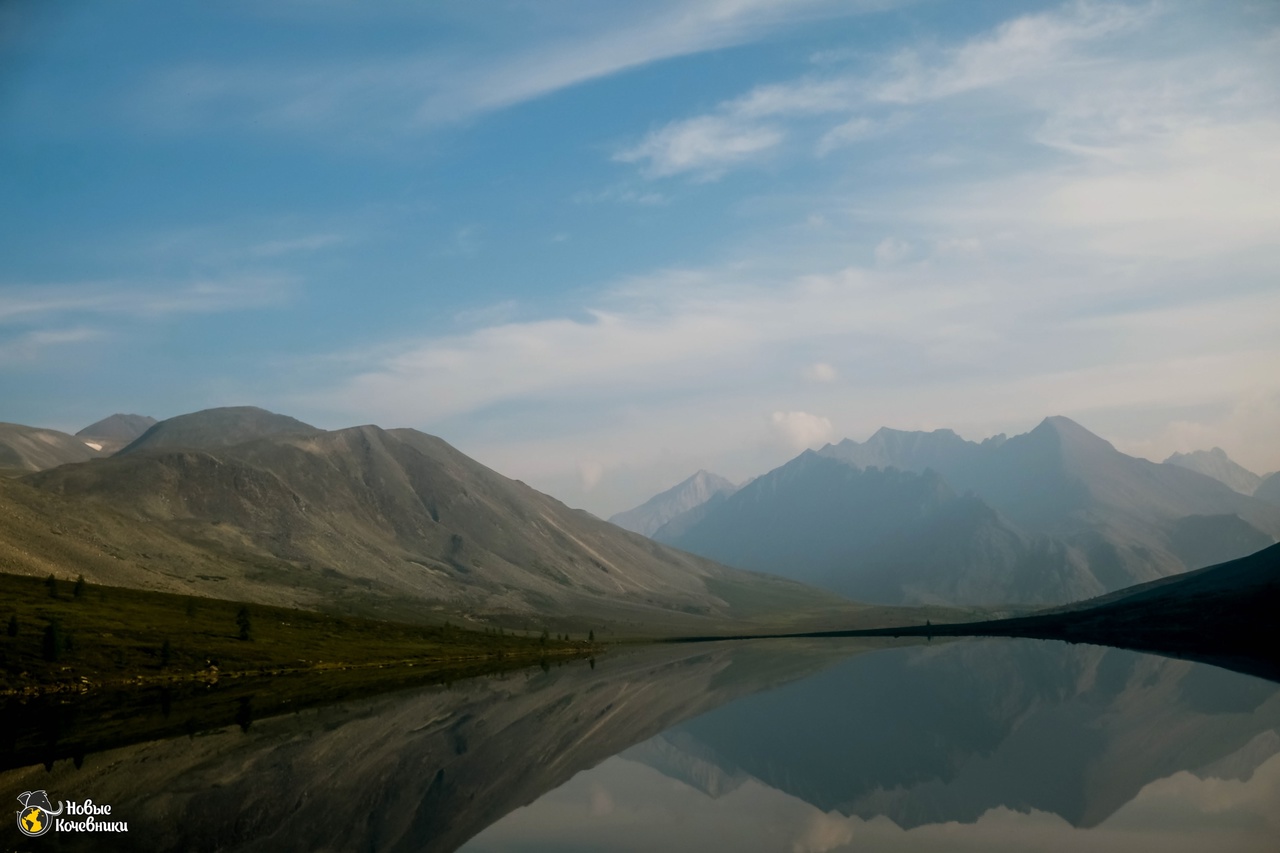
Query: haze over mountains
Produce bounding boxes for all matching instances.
[638,417,1280,607]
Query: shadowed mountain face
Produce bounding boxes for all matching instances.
[1256,473,1280,507]
[657,452,1101,606]
[17,409,855,632]
[0,422,100,473]
[1164,447,1263,496]
[657,417,1280,606]
[609,470,738,537]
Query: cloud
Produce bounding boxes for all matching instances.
[873,237,911,265]
[771,410,834,450]
[804,362,838,382]
[815,116,876,155]
[248,233,345,258]
[616,116,785,179]
[135,0,891,137]
[870,1,1150,104]
[291,2,1280,514]
[573,184,669,206]
[579,461,606,492]
[0,276,293,324]
[0,327,103,366]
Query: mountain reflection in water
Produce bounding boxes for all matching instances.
[3,639,1278,852]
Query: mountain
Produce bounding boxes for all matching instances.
[75,413,157,453]
[119,406,322,454]
[15,410,866,634]
[820,425,1002,474]
[1164,447,1262,495]
[663,417,1280,606]
[1255,472,1280,507]
[609,470,738,536]
[656,451,1101,606]
[0,422,100,473]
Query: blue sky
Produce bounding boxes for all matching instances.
[2,0,1279,514]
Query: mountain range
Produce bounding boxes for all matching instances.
[2,406,877,635]
[644,416,1280,607]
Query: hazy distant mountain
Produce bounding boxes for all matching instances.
[610,470,738,536]
[18,411,853,632]
[820,426,1003,475]
[0,422,100,472]
[75,413,157,453]
[119,406,322,454]
[657,450,1102,606]
[825,417,1280,540]
[1253,472,1280,507]
[663,416,1280,606]
[1164,447,1262,495]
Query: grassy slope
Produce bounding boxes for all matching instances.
[0,572,592,697]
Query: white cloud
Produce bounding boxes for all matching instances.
[815,116,876,156]
[0,276,293,324]
[804,362,838,383]
[248,233,345,258]
[873,237,911,265]
[292,3,1280,514]
[138,0,892,136]
[579,461,606,492]
[871,2,1150,104]
[615,116,785,179]
[0,327,103,365]
[770,410,834,451]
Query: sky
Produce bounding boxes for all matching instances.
[2,0,1279,516]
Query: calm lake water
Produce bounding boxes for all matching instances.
[3,638,1278,852]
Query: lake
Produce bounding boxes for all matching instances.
[3,638,1278,851]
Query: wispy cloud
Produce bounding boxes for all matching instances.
[0,327,104,366]
[615,116,786,179]
[134,0,894,138]
[0,276,293,324]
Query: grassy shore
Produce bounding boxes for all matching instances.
[0,572,596,697]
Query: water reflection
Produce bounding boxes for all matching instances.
[1,639,1277,852]
[462,640,1280,852]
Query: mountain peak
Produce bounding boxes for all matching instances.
[120,406,322,454]
[1163,447,1262,495]
[76,413,157,441]
[609,469,738,537]
[1029,416,1117,453]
